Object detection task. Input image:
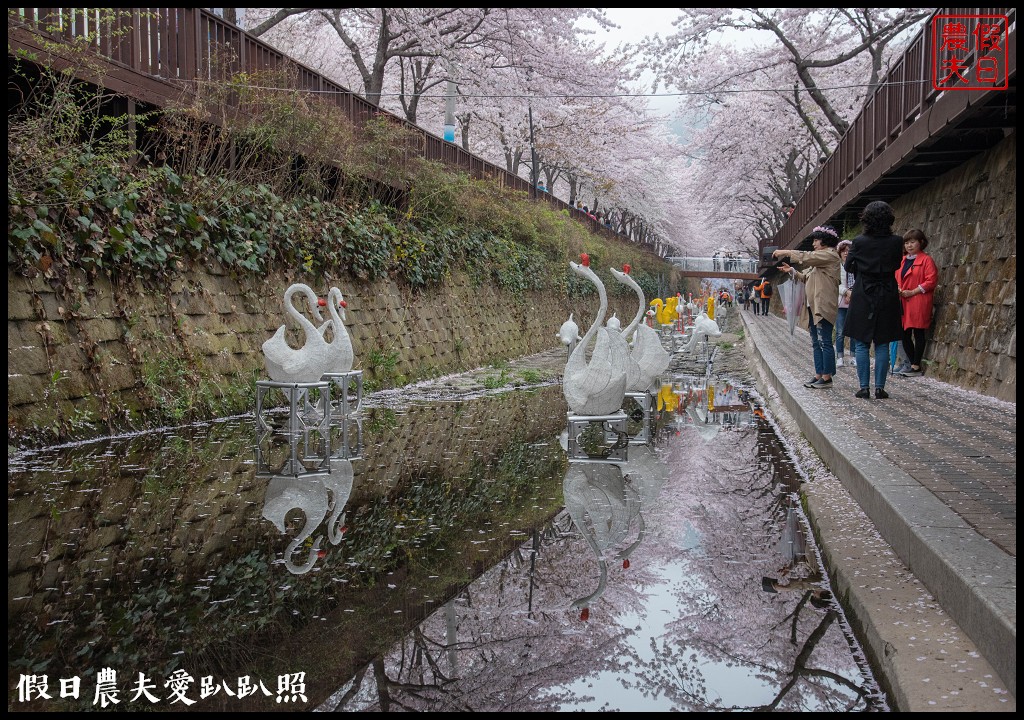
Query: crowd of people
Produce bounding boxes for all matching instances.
[737,200,939,400]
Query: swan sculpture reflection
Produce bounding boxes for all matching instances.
[262,475,329,575]
[610,266,670,393]
[683,392,722,442]
[322,454,354,545]
[263,283,333,383]
[319,286,355,375]
[563,461,639,616]
[563,254,629,416]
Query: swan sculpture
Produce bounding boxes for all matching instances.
[563,461,640,617]
[262,475,329,575]
[682,311,722,354]
[318,286,355,375]
[263,283,333,383]
[556,313,583,356]
[606,312,621,330]
[563,254,629,416]
[610,266,671,393]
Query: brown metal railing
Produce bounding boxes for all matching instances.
[9,8,636,245]
[769,7,1015,252]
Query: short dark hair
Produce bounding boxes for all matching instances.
[808,226,840,248]
[860,201,895,236]
[903,228,929,250]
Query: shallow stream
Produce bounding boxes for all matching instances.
[9,306,887,711]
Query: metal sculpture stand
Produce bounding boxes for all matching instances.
[328,414,364,461]
[566,411,629,462]
[256,380,332,436]
[623,392,653,444]
[254,428,331,479]
[323,370,364,418]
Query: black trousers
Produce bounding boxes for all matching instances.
[902,327,928,367]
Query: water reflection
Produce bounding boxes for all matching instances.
[256,417,361,574]
[8,381,885,712]
[323,401,885,712]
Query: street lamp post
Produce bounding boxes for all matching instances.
[443,60,457,143]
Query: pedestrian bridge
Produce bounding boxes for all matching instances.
[665,256,760,280]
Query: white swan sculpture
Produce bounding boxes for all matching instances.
[610,266,671,393]
[262,283,333,383]
[262,475,329,575]
[556,313,583,356]
[318,286,355,375]
[563,461,641,617]
[563,254,629,416]
[681,311,722,354]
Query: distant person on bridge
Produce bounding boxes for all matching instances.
[774,226,842,389]
[843,201,904,400]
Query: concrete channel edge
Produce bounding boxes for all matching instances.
[741,314,1015,710]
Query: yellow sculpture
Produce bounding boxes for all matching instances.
[649,298,663,325]
[656,382,679,412]
[663,296,679,325]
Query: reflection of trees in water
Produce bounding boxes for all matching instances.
[636,415,878,711]
[323,400,882,712]
[636,608,871,711]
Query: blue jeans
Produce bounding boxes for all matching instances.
[854,340,890,389]
[809,317,836,376]
[835,308,849,357]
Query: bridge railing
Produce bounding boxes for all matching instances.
[770,7,1016,252]
[665,257,759,274]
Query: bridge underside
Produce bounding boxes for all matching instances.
[676,271,760,280]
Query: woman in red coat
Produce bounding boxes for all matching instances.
[895,229,939,376]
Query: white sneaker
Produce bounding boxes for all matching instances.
[836,357,844,368]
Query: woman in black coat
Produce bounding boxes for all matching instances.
[843,201,904,399]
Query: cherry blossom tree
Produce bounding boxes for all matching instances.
[643,8,930,250]
[241,8,685,252]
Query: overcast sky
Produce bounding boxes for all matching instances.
[585,8,683,117]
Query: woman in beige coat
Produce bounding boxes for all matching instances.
[773,226,842,389]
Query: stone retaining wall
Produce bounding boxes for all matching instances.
[780,132,1016,402]
[890,132,1016,401]
[8,264,683,443]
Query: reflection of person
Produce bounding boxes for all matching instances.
[894,229,939,377]
[835,240,856,368]
[774,226,841,390]
[761,577,833,609]
[761,504,832,609]
[843,201,904,399]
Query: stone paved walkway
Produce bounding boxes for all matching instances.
[740,306,1016,701]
